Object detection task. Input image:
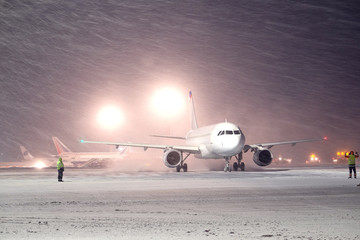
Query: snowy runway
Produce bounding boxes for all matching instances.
[0,168,359,239]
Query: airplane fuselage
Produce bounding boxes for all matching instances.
[186,122,245,159]
[59,152,125,162]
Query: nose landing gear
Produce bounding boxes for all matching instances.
[224,152,245,172]
[224,156,232,172]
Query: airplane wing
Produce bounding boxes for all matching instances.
[81,140,201,154]
[243,137,327,152]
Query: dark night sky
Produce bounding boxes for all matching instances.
[1,0,360,164]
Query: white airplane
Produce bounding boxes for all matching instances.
[19,145,57,168]
[82,91,326,172]
[52,137,128,167]
[0,146,51,168]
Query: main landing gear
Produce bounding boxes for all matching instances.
[176,153,191,172]
[176,163,187,172]
[233,161,245,171]
[233,152,245,171]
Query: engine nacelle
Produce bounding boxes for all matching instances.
[253,148,273,166]
[163,149,182,168]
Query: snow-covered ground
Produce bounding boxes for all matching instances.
[0,167,359,239]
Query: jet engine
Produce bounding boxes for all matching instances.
[163,149,182,168]
[253,148,273,166]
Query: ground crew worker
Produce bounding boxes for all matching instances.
[345,151,359,178]
[57,157,64,182]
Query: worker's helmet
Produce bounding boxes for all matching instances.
[350,151,354,155]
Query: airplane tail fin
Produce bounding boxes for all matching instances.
[20,145,35,161]
[189,91,198,130]
[52,137,72,155]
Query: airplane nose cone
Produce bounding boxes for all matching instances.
[217,134,245,156]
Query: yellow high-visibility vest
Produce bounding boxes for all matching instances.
[348,154,356,165]
[57,158,64,170]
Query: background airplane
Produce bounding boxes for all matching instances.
[82,91,326,172]
[0,146,52,168]
[20,145,57,168]
[52,137,128,167]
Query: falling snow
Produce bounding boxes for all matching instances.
[1,0,360,163]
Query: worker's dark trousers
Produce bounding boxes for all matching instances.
[58,169,64,181]
[349,165,356,177]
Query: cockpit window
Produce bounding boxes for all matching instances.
[218,130,240,136]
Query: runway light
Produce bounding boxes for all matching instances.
[97,105,124,130]
[151,87,185,117]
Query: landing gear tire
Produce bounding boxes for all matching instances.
[233,162,238,171]
[176,165,181,172]
[183,163,188,172]
[240,162,245,171]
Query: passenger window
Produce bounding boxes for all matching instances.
[234,130,240,135]
[226,130,233,135]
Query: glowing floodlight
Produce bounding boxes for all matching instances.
[34,161,46,169]
[152,88,185,117]
[97,105,124,130]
